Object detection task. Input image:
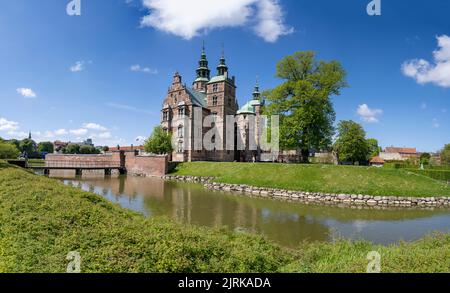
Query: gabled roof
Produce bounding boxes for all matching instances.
[385,147,417,154]
[370,156,385,164]
[186,88,207,107]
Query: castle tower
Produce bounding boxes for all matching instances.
[205,50,238,161]
[192,43,211,92]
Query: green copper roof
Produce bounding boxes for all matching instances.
[237,101,256,115]
[186,88,207,107]
[208,75,227,83]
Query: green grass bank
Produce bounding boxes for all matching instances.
[0,161,449,272]
[172,162,450,197]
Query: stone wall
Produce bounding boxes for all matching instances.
[163,175,450,209]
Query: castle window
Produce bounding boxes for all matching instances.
[213,84,218,93]
[212,135,216,144]
[177,125,183,138]
[211,112,217,122]
[177,141,184,153]
[212,96,218,106]
[178,107,185,117]
[163,111,168,121]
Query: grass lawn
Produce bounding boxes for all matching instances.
[1,161,449,272]
[172,162,450,197]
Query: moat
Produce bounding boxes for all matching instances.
[55,173,450,248]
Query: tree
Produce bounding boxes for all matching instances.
[37,141,54,154]
[19,138,38,158]
[420,153,431,165]
[367,138,381,158]
[0,142,20,159]
[79,145,100,154]
[263,51,347,162]
[441,144,450,165]
[103,146,110,152]
[144,126,173,155]
[333,120,370,165]
[64,144,80,154]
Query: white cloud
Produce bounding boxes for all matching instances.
[83,123,108,131]
[0,117,20,131]
[70,128,88,136]
[432,118,440,128]
[402,35,450,88]
[54,129,68,136]
[70,61,85,72]
[130,64,158,74]
[140,0,292,42]
[357,104,383,123]
[16,88,37,98]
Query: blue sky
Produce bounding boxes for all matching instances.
[0,0,449,152]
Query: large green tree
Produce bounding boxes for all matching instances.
[0,142,20,159]
[367,138,381,158]
[263,51,347,162]
[333,120,370,165]
[64,144,80,154]
[441,144,450,165]
[79,145,100,154]
[144,126,173,155]
[37,141,54,154]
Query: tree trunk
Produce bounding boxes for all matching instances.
[301,149,309,163]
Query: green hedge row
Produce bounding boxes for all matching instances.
[407,169,450,182]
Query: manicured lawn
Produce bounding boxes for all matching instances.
[1,161,449,272]
[172,162,450,197]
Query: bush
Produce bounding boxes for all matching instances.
[0,142,20,159]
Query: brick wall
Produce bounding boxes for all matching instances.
[45,152,169,177]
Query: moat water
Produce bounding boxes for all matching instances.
[52,172,450,248]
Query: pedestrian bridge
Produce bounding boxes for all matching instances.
[28,160,127,176]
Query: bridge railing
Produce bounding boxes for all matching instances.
[31,160,122,168]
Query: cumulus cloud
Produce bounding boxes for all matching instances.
[0,117,20,131]
[130,64,158,74]
[83,123,108,131]
[140,0,292,42]
[70,128,88,136]
[16,88,37,98]
[70,61,85,72]
[402,35,450,88]
[357,104,383,123]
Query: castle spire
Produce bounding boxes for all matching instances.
[217,43,228,76]
[253,76,261,100]
[195,41,210,81]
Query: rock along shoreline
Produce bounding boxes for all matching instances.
[162,175,450,209]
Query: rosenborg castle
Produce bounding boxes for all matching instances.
[161,46,268,162]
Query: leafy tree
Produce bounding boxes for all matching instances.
[103,146,110,152]
[333,120,370,165]
[367,138,381,158]
[441,144,450,165]
[144,126,173,155]
[64,144,80,154]
[37,141,54,154]
[263,51,347,162]
[19,138,39,158]
[79,145,100,154]
[420,153,431,165]
[0,142,20,159]
[9,139,21,150]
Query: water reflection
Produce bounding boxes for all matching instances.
[58,174,450,248]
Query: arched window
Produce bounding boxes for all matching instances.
[177,125,183,138]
